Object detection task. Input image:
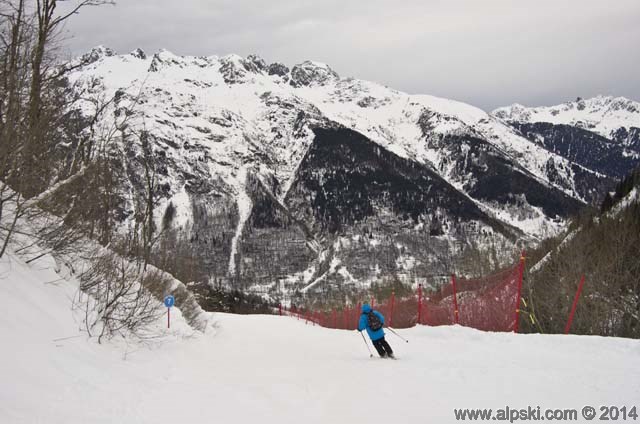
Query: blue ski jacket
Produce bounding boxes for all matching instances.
[358,304,385,341]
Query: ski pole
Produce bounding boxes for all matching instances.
[359,331,374,358]
[386,327,409,343]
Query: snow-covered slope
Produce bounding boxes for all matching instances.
[63,47,639,293]
[493,96,640,140]
[2,254,639,423]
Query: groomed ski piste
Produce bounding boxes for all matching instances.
[2,251,639,424]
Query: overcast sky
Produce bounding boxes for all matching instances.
[59,0,640,111]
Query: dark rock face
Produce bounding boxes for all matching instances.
[290,61,339,88]
[219,58,246,84]
[611,126,640,154]
[417,109,437,136]
[247,174,294,230]
[244,54,267,73]
[427,132,584,219]
[357,96,377,108]
[81,46,115,64]
[130,48,147,60]
[148,53,177,73]
[511,122,639,203]
[219,55,271,84]
[267,62,290,79]
[285,127,511,236]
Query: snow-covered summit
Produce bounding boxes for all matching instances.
[79,45,116,64]
[290,60,339,87]
[129,47,147,59]
[492,95,640,138]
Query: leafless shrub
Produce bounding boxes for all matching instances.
[76,249,163,343]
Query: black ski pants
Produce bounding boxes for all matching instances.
[372,336,393,357]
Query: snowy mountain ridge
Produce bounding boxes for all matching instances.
[64,47,639,294]
[69,47,586,210]
[492,95,640,141]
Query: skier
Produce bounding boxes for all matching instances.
[358,303,394,358]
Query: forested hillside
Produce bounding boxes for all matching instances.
[522,168,640,337]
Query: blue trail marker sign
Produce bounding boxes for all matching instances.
[164,295,175,328]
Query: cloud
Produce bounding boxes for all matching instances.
[59,0,640,110]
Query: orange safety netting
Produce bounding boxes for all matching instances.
[284,256,525,333]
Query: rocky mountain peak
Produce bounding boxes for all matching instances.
[290,60,339,88]
[81,45,115,64]
[218,53,278,84]
[492,103,533,123]
[130,48,147,60]
[148,49,188,72]
[267,62,290,80]
[244,54,267,73]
